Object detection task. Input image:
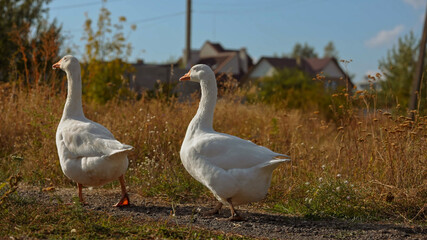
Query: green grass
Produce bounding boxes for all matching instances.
[0,194,252,239]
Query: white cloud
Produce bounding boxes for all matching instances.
[403,0,426,9]
[365,25,405,48]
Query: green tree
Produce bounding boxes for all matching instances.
[81,3,136,104]
[250,68,329,110]
[0,0,61,82]
[291,42,318,58]
[324,41,339,59]
[378,31,426,112]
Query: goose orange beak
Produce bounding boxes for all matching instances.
[52,59,62,69]
[179,70,191,81]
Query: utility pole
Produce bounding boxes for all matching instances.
[184,0,192,68]
[409,4,427,119]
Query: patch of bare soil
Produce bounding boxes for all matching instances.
[17,185,426,240]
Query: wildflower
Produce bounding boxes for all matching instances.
[346,196,351,200]
[305,182,310,186]
[321,164,326,170]
[318,177,323,182]
[344,180,348,184]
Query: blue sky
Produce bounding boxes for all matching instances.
[47,0,427,83]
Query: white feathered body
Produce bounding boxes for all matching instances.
[181,64,290,207]
[54,55,133,188]
[56,117,132,187]
[180,128,289,206]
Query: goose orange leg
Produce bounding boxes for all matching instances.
[114,175,130,207]
[77,183,87,205]
[203,202,223,216]
[227,198,243,221]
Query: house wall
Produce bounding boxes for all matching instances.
[219,56,240,75]
[130,65,187,92]
[323,61,344,78]
[131,66,168,91]
[199,43,219,58]
[249,60,275,78]
[239,48,249,73]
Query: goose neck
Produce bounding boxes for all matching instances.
[193,79,217,131]
[62,69,85,119]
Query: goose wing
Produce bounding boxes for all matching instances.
[189,132,289,170]
[57,119,133,159]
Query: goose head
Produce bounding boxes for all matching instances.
[179,64,215,83]
[52,55,80,72]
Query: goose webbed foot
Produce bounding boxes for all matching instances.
[228,213,244,221]
[227,198,244,221]
[203,202,223,216]
[114,193,130,207]
[114,175,130,207]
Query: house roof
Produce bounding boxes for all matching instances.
[197,53,235,73]
[261,57,346,76]
[208,42,225,52]
[203,41,254,70]
[261,57,299,70]
[304,57,334,73]
[245,56,353,87]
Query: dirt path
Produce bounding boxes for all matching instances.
[17,185,426,240]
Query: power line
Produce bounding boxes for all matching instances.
[63,11,185,33]
[50,0,125,10]
[129,11,185,24]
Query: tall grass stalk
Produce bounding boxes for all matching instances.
[0,81,425,221]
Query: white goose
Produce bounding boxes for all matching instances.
[53,55,133,207]
[179,64,290,221]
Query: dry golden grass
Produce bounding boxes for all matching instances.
[0,83,425,222]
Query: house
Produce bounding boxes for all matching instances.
[178,41,254,82]
[245,57,353,90]
[129,60,187,93]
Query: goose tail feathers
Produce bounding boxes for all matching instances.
[258,158,290,172]
[109,144,134,156]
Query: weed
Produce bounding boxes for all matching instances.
[0,80,425,222]
[0,194,252,239]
